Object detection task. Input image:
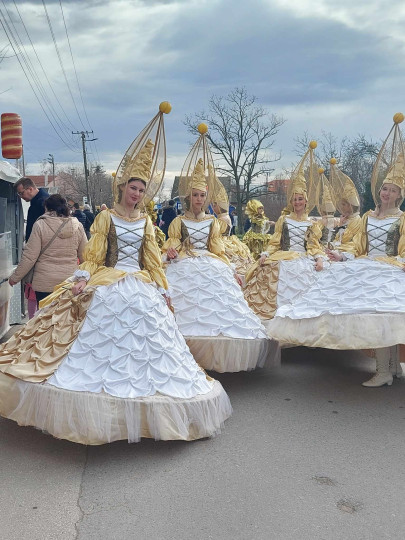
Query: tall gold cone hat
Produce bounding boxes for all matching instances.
[329,157,360,212]
[113,101,171,205]
[316,168,336,215]
[178,123,216,211]
[371,112,405,206]
[284,141,319,214]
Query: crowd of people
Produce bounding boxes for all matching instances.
[0,106,404,446]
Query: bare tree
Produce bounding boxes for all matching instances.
[57,165,113,209]
[184,87,285,232]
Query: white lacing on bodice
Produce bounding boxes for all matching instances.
[286,217,311,253]
[111,215,145,272]
[183,218,213,250]
[367,216,399,258]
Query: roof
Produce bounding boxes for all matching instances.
[0,161,21,183]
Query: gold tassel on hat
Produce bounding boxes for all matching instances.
[290,170,308,199]
[188,158,208,194]
[382,153,405,195]
[210,165,229,213]
[113,139,154,203]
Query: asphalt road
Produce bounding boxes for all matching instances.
[0,339,404,540]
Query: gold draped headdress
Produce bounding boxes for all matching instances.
[210,165,229,213]
[329,157,360,213]
[113,101,171,205]
[316,168,336,215]
[245,199,264,220]
[178,123,215,211]
[371,112,405,206]
[284,141,319,215]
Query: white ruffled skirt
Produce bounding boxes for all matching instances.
[268,258,405,349]
[1,275,232,444]
[166,254,279,372]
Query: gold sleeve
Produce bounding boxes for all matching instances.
[161,217,182,253]
[340,215,362,245]
[154,225,166,250]
[79,210,110,275]
[218,219,229,236]
[339,213,369,256]
[306,221,326,258]
[208,218,230,264]
[398,213,405,258]
[264,215,285,255]
[142,216,169,290]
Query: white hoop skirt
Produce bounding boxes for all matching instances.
[166,255,279,372]
[0,275,232,444]
[268,258,405,349]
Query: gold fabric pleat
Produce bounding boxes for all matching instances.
[0,289,95,382]
[243,259,280,320]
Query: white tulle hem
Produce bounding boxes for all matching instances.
[1,376,232,445]
[185,336,280,373]
[267,312,405,350]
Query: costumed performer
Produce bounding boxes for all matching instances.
[328,158,362,248]
[242,200,274,260]
[267,113,405,387]
[0,103,232,444]
[211,168,254,281]
[163,123,278,373]
[244,141,327,322]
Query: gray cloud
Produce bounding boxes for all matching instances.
[1,0,404,175]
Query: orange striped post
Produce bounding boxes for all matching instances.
[1,113,23,159]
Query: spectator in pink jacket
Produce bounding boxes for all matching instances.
[9,194,87,305]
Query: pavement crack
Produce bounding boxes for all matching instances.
[74,445,89,540]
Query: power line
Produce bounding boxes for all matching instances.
[12,0,78,135]
[2,0,78,143]
[58,0,101,163]
[42,0,87,131]
[0,6,80,153]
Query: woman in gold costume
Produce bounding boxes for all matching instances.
[163,124,278,373]
[211,171,254,281]
[328,158,362,248]
[244,142,326,321]
[268,114,405,387]
[0,105,232,444]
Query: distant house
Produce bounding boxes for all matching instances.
[26,174,59,194]
[267,178,290,194]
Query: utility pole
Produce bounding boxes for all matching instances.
[72,130,98,205]
[47,153,55,186]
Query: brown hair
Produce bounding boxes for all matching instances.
[14,177,36,190]
[45,194,70,217]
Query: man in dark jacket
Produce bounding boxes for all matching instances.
[82,204,95,239]
[72,202,87,229]
[160,200,177,239]
[15,177,49,241]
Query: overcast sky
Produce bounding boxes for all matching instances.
[1,0,405,186]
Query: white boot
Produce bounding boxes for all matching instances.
[362,347,393,387]
[389,345,403,379]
